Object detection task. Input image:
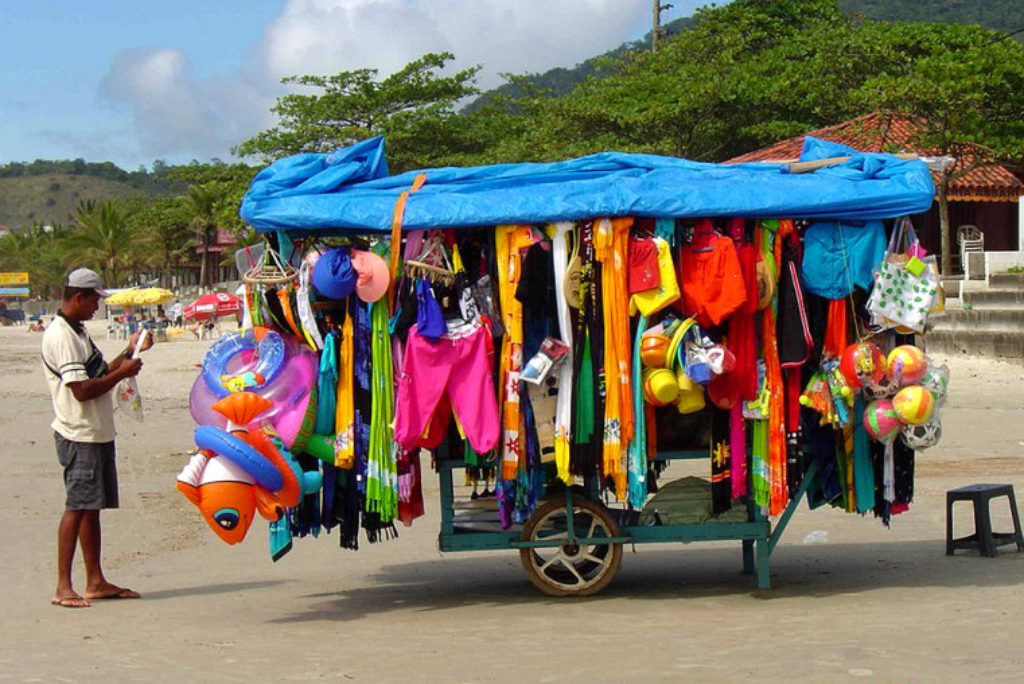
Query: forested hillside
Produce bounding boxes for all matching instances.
[838,0,1024,32]
[466,0,1024,111]
[0,175,169,229]
[0,161,185,230]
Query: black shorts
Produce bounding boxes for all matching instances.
[54,433,119,510]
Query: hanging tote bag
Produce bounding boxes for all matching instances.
[866,218,941,334]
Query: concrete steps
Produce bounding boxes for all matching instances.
[988,273,1024,288]
[926,329,1024,358]
[961,289,1024,308]
[934,308,1024,331]
[927,272,1024,360]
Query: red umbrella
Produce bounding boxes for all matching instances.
[184,292,240,321]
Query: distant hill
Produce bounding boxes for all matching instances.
[837,0,1024,32]
[464,17,696,112]
[465,0,1024,112]
[0,174,176,230]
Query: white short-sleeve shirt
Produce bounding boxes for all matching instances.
[41,314,116,443]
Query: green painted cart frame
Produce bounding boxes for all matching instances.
[437,448,818,596]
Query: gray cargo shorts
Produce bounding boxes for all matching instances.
[54,433,119,510]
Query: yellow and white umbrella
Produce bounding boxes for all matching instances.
[104,287,175,307]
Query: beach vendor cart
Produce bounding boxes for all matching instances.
[178,135,944,596]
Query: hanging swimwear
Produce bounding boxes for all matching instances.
[678,219,746,328]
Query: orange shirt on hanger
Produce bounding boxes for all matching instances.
[678,236,747,328]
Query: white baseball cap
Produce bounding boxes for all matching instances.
[66,268,110,297]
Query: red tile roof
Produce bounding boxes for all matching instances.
[727,112,1023,202]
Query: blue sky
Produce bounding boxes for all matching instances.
[1,1,706,170]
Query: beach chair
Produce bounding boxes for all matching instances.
[199,320,221,341]
[154,320,170,343]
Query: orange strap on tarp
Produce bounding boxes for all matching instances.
[387,173,428,313]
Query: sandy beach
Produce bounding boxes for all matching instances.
[2,321,1023,682]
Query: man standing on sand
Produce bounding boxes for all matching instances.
[41,268,152,608]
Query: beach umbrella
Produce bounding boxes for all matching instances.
[105,287,175,307]
[184,291,241,321]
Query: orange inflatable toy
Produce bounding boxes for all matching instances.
[177,391,319,545]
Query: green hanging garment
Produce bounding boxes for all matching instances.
[365,300,397,525]
[852,395,875,513]
[575,331,595,444]
[627,316,648,509]
[752,419,770,513]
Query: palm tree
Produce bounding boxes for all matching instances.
[182,186,219,288]
[0,223,69,298]
[132,197,195,288]
[63,199,143,285]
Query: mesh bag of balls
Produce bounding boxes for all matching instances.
[840,342,949,450]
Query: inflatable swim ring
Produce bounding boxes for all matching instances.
[190,330,318,448]
[201,327,285,398]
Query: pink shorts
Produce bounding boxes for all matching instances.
[394,324,500,454]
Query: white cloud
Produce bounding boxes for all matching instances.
[97,0,706,163]
[263,0,656,88]
[99,48,275,162]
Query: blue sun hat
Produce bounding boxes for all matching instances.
[312,247,356,300]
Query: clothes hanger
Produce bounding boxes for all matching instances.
[403,260,457,285]
[404,229,457,283]
[633,217,657,239]
[416,229,450,268]
[690,219,719,252]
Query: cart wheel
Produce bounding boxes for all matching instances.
[519,494,622,597]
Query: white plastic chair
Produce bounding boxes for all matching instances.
[957,224,984,269]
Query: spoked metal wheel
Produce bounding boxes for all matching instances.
[519,494,623,597]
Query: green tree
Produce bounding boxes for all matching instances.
[168,162,254,239]
[474,0,851,163]
[855,25,1024,274]
[234,52,481,171]
[182,186,220,288]
[63,199,143,286]
[125,196,195,287]
[0,223,67,299]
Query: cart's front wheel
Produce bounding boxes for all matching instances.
[519,494,622,597]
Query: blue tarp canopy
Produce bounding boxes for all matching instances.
[239,136,935,234]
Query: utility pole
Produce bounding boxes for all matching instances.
[652,0,673,53]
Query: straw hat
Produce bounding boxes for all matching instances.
[755,258,776,310]
[563,253,582,308]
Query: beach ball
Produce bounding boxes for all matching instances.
[863,399,902,442]
[919,359,950,406]
[641,333,671,368]
[887,345,927,386]
[643,368,679,407]
[900,416,942,450]
[892,385,936,425]
[863,373,900,401]
[840,342,887,390]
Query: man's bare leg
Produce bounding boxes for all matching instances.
[81,511,139,600]
[53,510,89,607]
